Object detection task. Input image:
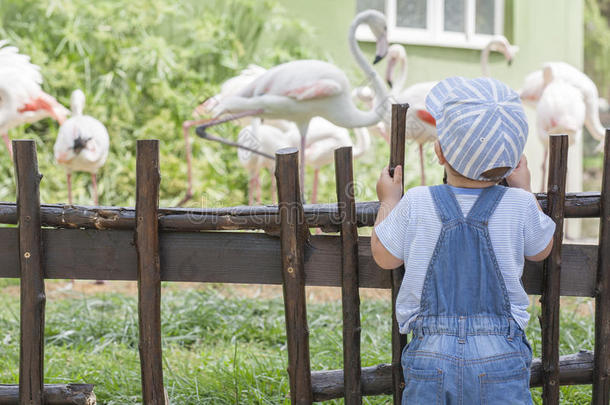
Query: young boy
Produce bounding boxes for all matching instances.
[372,77,556,404]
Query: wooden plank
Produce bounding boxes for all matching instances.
[310,351,594,401]
[0,384,95,405]
[593,128,610,405]
[276,147,312,405]
[13,140,45,405]
[389,103,408,404]
[335,147,362,404]
[541,134,569,404]
[0,229,599,296]
[135,141,167,405]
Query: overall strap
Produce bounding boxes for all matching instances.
[466,185,508,223]
[429,185,463,223]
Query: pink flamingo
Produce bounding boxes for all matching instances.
[0,41,68,157]
[195,10,391,194]
[237,117,372,205]
[480,35,518,77]
[536,64,586,191]
[520,61,606,148]
[382,44,437,184]
[54,90,109,206]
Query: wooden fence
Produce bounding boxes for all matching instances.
[0,104,608,404]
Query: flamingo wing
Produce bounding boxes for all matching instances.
[283,79,343,101]
[416,109,436,126]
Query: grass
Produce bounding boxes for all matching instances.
[0,282,596,404]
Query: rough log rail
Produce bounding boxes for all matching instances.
[0,384,95,405]
[0,192,601,232]
[309,351,595,401]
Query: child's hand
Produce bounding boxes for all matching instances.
[506,155,532,192]
[376,165,403,204]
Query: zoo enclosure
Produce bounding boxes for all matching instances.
[0,104,609,405]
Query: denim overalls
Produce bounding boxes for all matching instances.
[401,185,533,405]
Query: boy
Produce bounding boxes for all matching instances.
[371,77,556,404]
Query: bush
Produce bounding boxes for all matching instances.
[0,0,319,207]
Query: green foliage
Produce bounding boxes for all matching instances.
[0,0,435,208]
[0,0,320,207]
[584,0,610,100]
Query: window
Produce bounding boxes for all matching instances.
[356,0,506,49]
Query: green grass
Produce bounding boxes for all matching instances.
[0,284,596,404]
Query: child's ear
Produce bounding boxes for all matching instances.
[434,141,446,165]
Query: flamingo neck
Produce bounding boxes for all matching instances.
[393,56,408,94]
[348,16,390,126]
[481,45,491,77]
[352,127,371,158]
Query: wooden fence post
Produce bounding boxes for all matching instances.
[593,129,610,405]
[334,146,362,404]
[276,147,313,405]
[540,134,568,404]
[389,103,408,404]
[135,140,167,405]
[13,140,45,405]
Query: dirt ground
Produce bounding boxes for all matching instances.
[1,279,391,302]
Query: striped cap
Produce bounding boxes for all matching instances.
[425,77,528,181]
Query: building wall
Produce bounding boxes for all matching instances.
[281,0,584,234]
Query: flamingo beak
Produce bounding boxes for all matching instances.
[507,58,513,66]
[374,35,389,64]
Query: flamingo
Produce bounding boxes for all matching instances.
[381,44,437,184]
[195,9,391,195]
[237,117,371,204]
[54,89,109,206]
[181,65,295,205]
[0,41,68,157]
[520,61,606,147]
[480,35,517,77]
[536,65,586,191]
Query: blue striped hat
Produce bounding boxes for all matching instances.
[425,77,528,181]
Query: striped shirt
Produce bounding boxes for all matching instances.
[375,185,556,333]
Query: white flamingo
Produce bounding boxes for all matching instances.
[0,41,68,157]
[195,10,391,194]
[180,65,295,205]
[238,117,371,204]
[536,65,586,191]
[520,61,606,147]
[480,35,518,77]
[54,89,109,206]
[381,44,437,184]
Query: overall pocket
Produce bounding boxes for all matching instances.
[403,367,444,405]
[479,367,531,405]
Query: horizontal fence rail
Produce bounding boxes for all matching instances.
[309,351,595,401]
[0,230,599,296]
[0,191,601,232]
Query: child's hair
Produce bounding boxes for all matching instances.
[446,162,509,183]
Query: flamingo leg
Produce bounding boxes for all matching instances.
[255,174,262,205]
[248,176,255,206]
[270,170,277,204]
[91,174,99,206]
[419,144,426,185]
[194,109,264,137]
[541,144,548,193]
[312,169,319,205]
[2,133,12,161]
[178,122,195,206]
[90,173,105,284]
[67,172,73,205]
[300,135,307,197]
